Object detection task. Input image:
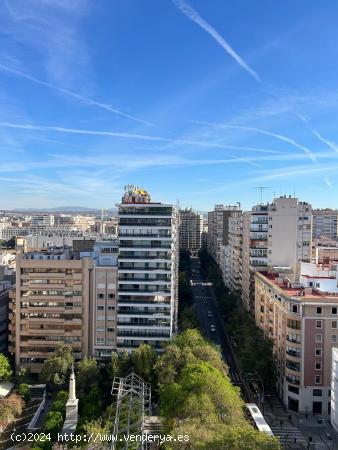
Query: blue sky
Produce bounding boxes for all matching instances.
[1,0,338,210]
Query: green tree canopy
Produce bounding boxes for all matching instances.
[77,357,99,393]
[156,329,280,450]
[0,353,12,381]
[40,344,74,385]
[131,344,157,381]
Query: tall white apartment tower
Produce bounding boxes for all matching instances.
[117,186,178,352]
[179,208,203,256]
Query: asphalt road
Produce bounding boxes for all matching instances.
[190,256,244,388]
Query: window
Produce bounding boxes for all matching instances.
[107,327,114,332]
[97,293,104,299]
[315,362,322,370]
[97,306,104,311]
[292,304,299,314]
[332,307,338,315]
[316,307,322,315]
[333,321,338,329]
[315,348,322,357]
[108,293,115,299]
[316,320,322,329]
[315,334,323,343]
[332,335,337,343]
[315,375,322,385]
[315,283,320,288]
[313,389,322,397]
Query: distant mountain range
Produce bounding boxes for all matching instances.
[10,207,118,214]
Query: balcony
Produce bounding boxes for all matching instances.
[250,233,268,240]
[119,232,172,240]
[286,359,301,372]
[286,349,301,358]
[118,288,171,294]
[286,335,301,345]
[119,245,172,251]
[286,375,300,386]
[118,266,171,272]
[118,278,170,283]
[250,258,268,267]
[117,309,171,316]
[118,256,171,261]
[117,329,171,338]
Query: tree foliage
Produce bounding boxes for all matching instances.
[0,353,12,381]
[178,251,198,332]
[50,390,68,419]
[17,383,31,403]
[40,344,74,385]
[199,249,277,390]
[43,411,64,441]
[0,393,24,430]
[131,344,157,382]
[156,329,280,450]
[179,249,191,273]
[77,357,100,393]
[79,386,102,421]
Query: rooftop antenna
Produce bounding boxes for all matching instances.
[255,186,271,205]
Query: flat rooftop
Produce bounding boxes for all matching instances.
[257,271,338,302]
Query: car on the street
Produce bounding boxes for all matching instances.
[207,311,213,318]
[203,299,208,304]
[210,324,216,332]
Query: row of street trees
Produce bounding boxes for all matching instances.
[178,249,198,331]
[199,248,276,391]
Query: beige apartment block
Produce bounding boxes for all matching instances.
[313,209,338,240]
[90,240,118,359]
[9,250,93,373]
[255,265,338,415]
[242,197,312,315]
[228,210,243,294]
[207,204,240,265]
[179,208,203,256]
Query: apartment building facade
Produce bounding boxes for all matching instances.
[117,185,178,352]
[255,263,338,415]
[228,210,243,294]
[242,205,269,313]
[219,244,230,286]
[313,209,338,241]
[0,281,11,353]
[207,204,240,265]
[9,249,93,373]
[242,197,312,315]
[91,240,118,359]
[179,208,203,256]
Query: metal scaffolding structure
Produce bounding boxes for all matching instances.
[110,371,152,450]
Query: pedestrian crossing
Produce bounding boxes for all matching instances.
[270,425,307,446]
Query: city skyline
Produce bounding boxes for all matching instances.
[1,0,338,209]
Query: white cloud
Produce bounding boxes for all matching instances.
[172,0,261,82]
